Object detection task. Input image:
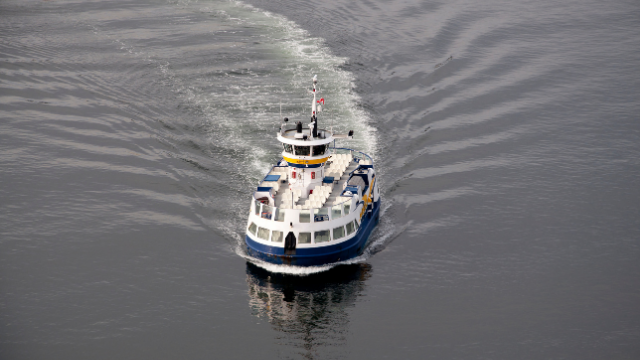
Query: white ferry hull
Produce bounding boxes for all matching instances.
[246,199,380,266]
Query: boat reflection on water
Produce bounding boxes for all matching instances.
[246,263,371,356]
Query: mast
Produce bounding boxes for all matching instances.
[312,74,317,116]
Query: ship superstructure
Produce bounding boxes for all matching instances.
[245,76,380,266]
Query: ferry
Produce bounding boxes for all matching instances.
[245,75,380,266]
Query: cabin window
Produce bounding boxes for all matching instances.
[260,204,273,220]
[333,225,345,240]
[345,221,355,236]
[312,144,327,156]
[283,143,293,154]
[257,227,270,241]
[354,218,360,230]
[294,145,310,156]
[331,204,342,219]
[313,207,329,222]
[314,230,330,243]
[344,202,351,214]
[274,208,285,222]
[299,209,310,223]
[248,222,257,235]
[272,230,283,242]
[299,232,311,244]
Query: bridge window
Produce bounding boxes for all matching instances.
[312,144,328,156]
[344,202,351,214]
[283,143,293,154]
[314,230,330,243]
[299,232,311,244]
[272,230,283,242]
[333,225,345,240]
[294,145,310,156]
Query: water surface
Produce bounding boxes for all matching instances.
[1,0,639,359]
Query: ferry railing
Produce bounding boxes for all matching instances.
[280,125,331,139]
[252,195,357,225]
[329,147,373,164]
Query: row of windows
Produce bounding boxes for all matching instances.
[255,200,351,222]
[248,220,360,244]
[283,144,329,157]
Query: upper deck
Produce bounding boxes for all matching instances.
[256,148,374,211]
[277,126,333,146]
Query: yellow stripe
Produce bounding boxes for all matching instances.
[360,175,375,219]
[283,156,330,165]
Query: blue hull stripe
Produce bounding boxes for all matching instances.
[286,162,323,169]
[246,200,381,266]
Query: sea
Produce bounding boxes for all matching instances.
[1,0,639,359]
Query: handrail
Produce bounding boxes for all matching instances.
[252,195,354,212]
[251,193,360,214]
[280,126,332,140]
[251,197,360,224]
[329,147,373,162]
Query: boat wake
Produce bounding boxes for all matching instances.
[84,0,383,269]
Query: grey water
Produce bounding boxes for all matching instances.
[1,0,639,358]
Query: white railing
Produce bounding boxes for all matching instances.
[330,147,373,164]
[280,126,331,139]
[251,197,356,225]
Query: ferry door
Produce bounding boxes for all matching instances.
[285,231,296,254]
